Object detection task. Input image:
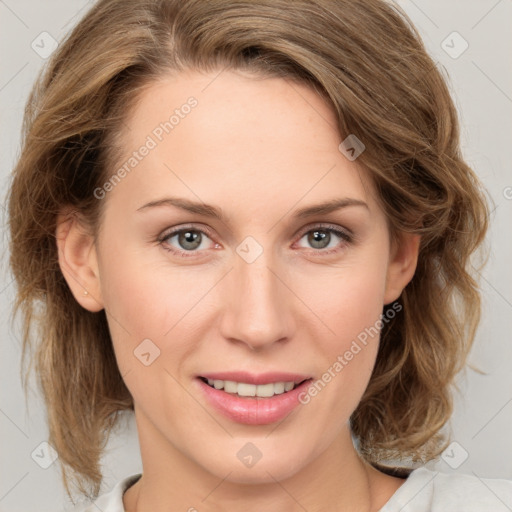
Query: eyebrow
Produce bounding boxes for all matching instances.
[136,196,368,221]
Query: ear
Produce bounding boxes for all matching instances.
[55,210,104,312]
[383,231,421,305]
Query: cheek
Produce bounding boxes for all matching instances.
[299,254,388,354]
[294,256,388,411]
[97,258,192,418]
[97,253,171,366]
[98,249,217,375]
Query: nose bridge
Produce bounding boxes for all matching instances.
[221,245,292,349]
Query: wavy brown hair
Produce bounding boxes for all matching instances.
[8,0,489,500]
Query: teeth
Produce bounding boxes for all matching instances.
[237,382,256,396]
[274,382,285,394]
[205,379,299,397]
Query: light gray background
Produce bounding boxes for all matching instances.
[1,1,511,511]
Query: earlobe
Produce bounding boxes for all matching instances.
[383,232,421,305]
[55,211,104,312]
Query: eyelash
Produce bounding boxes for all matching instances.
[157,223,353,258]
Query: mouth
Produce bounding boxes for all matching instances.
[198,376,308,399]
[195,372,314,425]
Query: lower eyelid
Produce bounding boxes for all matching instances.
[159,229,215,251]
[158,225,352,255]
[295,228,352,250]
[298,225,352,240]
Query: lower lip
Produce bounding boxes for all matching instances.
[196,378,312,425]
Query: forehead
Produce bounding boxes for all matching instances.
[103,69,376,219]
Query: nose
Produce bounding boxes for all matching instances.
[220,251,294,351]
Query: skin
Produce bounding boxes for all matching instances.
[57,69,420,511]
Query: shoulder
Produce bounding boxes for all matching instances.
[380,467,512,512]
[68,474,142,512]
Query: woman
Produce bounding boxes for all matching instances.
[7,0,512,510]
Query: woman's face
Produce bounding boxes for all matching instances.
[76,69,417,483]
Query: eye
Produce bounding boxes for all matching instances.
[157,223,353,258]
[158,225,217,257]
[295,224,352,254]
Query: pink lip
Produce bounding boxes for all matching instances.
[199,371,311,385]
[195,374,313,425]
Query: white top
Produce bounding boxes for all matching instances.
[71,467,512,511]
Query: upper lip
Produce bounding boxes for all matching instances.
[199,371,312,385]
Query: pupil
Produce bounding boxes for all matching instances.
[309,230,329,249]
[180,230,201,250]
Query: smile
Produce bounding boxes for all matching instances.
[196,372,313,425]
[200,377,304,398]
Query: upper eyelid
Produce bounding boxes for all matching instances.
[158,222,352,246]
[158,223,215,241]
[296,222,353,237]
